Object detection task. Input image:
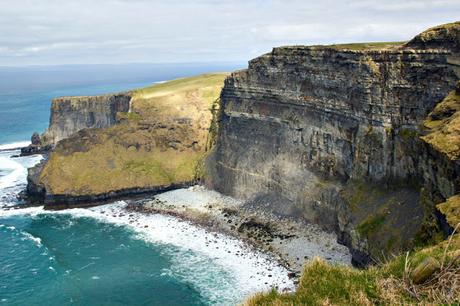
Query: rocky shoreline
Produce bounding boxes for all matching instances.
[125,185,351,276]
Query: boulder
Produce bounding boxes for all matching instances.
[410,257,441,284]
[31,132,41,145]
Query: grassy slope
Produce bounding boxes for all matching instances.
[39,73,227,195]
[245,233,460,305]
[422,85,460,161]
[325,41,405,51]
[438,195,460,229]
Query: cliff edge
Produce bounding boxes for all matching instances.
[27,73,227,206]
[206,22,460,265]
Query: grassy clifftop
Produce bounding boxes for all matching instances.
[246,232,460,305]
[38,73,227,196]
[325,41,404,51]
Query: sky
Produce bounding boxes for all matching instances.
[0,0,459,66]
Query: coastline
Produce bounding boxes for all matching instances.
[125,185,351,276]
[0,147,295,304]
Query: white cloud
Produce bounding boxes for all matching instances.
[0,0,458,65]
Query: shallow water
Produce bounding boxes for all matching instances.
[0,64,292,305]
[0,213,207,306]
[0,148,293,306]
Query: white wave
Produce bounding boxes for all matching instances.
[0,151,42,194]
[0,141,30,151]
[0,206,45,218]
[76,203,293,303]
[20,231,42,247]
[0,156,25,189]
[0,202,294,304]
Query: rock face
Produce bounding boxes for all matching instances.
[405,21,460,53]
[20,132,52,156]
[26,74,227,206]
[42,94,131,145]
[206,22,460,265]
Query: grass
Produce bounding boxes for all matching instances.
[244,231,460,306]
[408,21,460,45]
[398,128,418,140]
[437,195,460,228]
[357,214,386,237]
[246,258,379,306]
[133,73,227,99]
[422,85,460,161]
[325,41,405,51]
[39,73,228,195]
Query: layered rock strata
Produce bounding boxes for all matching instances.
[26,74,227,206]
[42,94,131,144]
[207,22,460,265]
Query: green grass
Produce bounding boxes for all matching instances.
[117,111,142,122]
[246,258,380,306]
[40,73,227,195]
[437,195,460,227]
[422,87,460,160]
[245,233,460,306]
[398,127,419,140]
[357,214,386,237]
[133,73,228,99]
[325,41,405,51]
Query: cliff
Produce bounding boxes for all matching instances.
[20,93,131,156]
[42,94,132,144]
[207,22,460,265]
[28,73,227,206]
[24,21,459,267]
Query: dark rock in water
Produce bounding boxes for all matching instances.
[31,132,41,145]
[26,158,47,201]
[20,131,52,156]
[20,144,52,156]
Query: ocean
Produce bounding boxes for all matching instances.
[0,63,292,306]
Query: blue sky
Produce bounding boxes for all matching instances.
[0,0,459,66]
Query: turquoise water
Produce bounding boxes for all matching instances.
[0,214,205,305]
[0,63,242,144]
[0,64,291,305]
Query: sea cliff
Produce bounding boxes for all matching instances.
[25,22,460,267]
[27,73,227,206]
[19,21,460,305]
[42,94,132,144]
[206,22,460,265]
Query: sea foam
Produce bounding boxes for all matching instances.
[0,202,294,304]
[0,141,30,151]
[0,147,294,304]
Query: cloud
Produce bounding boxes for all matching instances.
[0,0,458,65]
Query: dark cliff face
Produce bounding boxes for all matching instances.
[42,94,131,144]
[207,23,460,265]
